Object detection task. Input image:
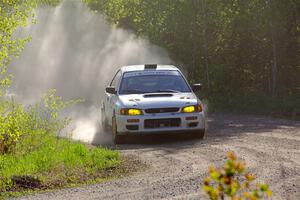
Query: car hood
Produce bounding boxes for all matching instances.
[118,93,199,109]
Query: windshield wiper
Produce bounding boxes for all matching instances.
[121,89,145,94]
[150,89,180,93]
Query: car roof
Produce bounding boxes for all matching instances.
[120,65,179,72]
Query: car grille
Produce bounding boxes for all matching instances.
[144,118,181,129]
[145,107,180,114]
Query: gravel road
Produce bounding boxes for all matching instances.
[17,113,300,200]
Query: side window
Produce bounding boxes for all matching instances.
[110,70,121,88]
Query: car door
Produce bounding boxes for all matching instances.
[105,70,121,125]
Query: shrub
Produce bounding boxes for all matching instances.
[0,89,81,154]
[0,90,121,196]
[203,151,272,200]
[0,100,28,154]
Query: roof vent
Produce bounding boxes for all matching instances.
[143,93,173,98]
[144,64,157,70]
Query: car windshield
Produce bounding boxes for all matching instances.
[119,71,191,94]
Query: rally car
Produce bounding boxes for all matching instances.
[101,64,205,144]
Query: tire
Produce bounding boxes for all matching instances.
[196,129,205,140]
[112,116,120,144]
[101,107,109,132]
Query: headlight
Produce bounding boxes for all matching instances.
[120,108,143,115]
[182,104,202,113]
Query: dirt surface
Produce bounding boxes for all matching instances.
[16,113,300,200]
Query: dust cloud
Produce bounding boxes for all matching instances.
[9,0,171,145]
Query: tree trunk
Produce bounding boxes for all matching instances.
[271,35,278,98]
[201,0,210,91]
[191,0,197,81]
[267,0,278,98]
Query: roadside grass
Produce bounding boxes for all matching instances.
[0,132,142,199]
[0,91,143,199]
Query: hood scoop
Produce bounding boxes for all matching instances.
[143,93,173,98]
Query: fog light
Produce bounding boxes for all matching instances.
[186,116,197,120]
[127,119,139,123]
[188,122,198,127]
[126,125,139,130]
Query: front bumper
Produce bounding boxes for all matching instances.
[115,112,205,135]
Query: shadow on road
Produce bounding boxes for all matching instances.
[92,113,300,152]
[207,113,300,136]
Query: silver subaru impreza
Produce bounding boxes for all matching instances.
[101,64,205,144]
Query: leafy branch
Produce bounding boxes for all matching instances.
[203,151,272,200]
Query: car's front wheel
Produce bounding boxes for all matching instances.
[196,129,205,139]
[101,107,109,132]
[112,116,121,144]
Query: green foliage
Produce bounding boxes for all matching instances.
[42,89,83,130]
[0,1,121,197]
[0,0,37,95]
[0,134,120,195]
[0,90,81,154]
[0,100,27,154]
[203,151,272,200]
[0,0,60,96]
[0,91,120,196]
[84,0,300,117]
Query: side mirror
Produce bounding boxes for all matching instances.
[192,83,202,92]
[106,86,117,94]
